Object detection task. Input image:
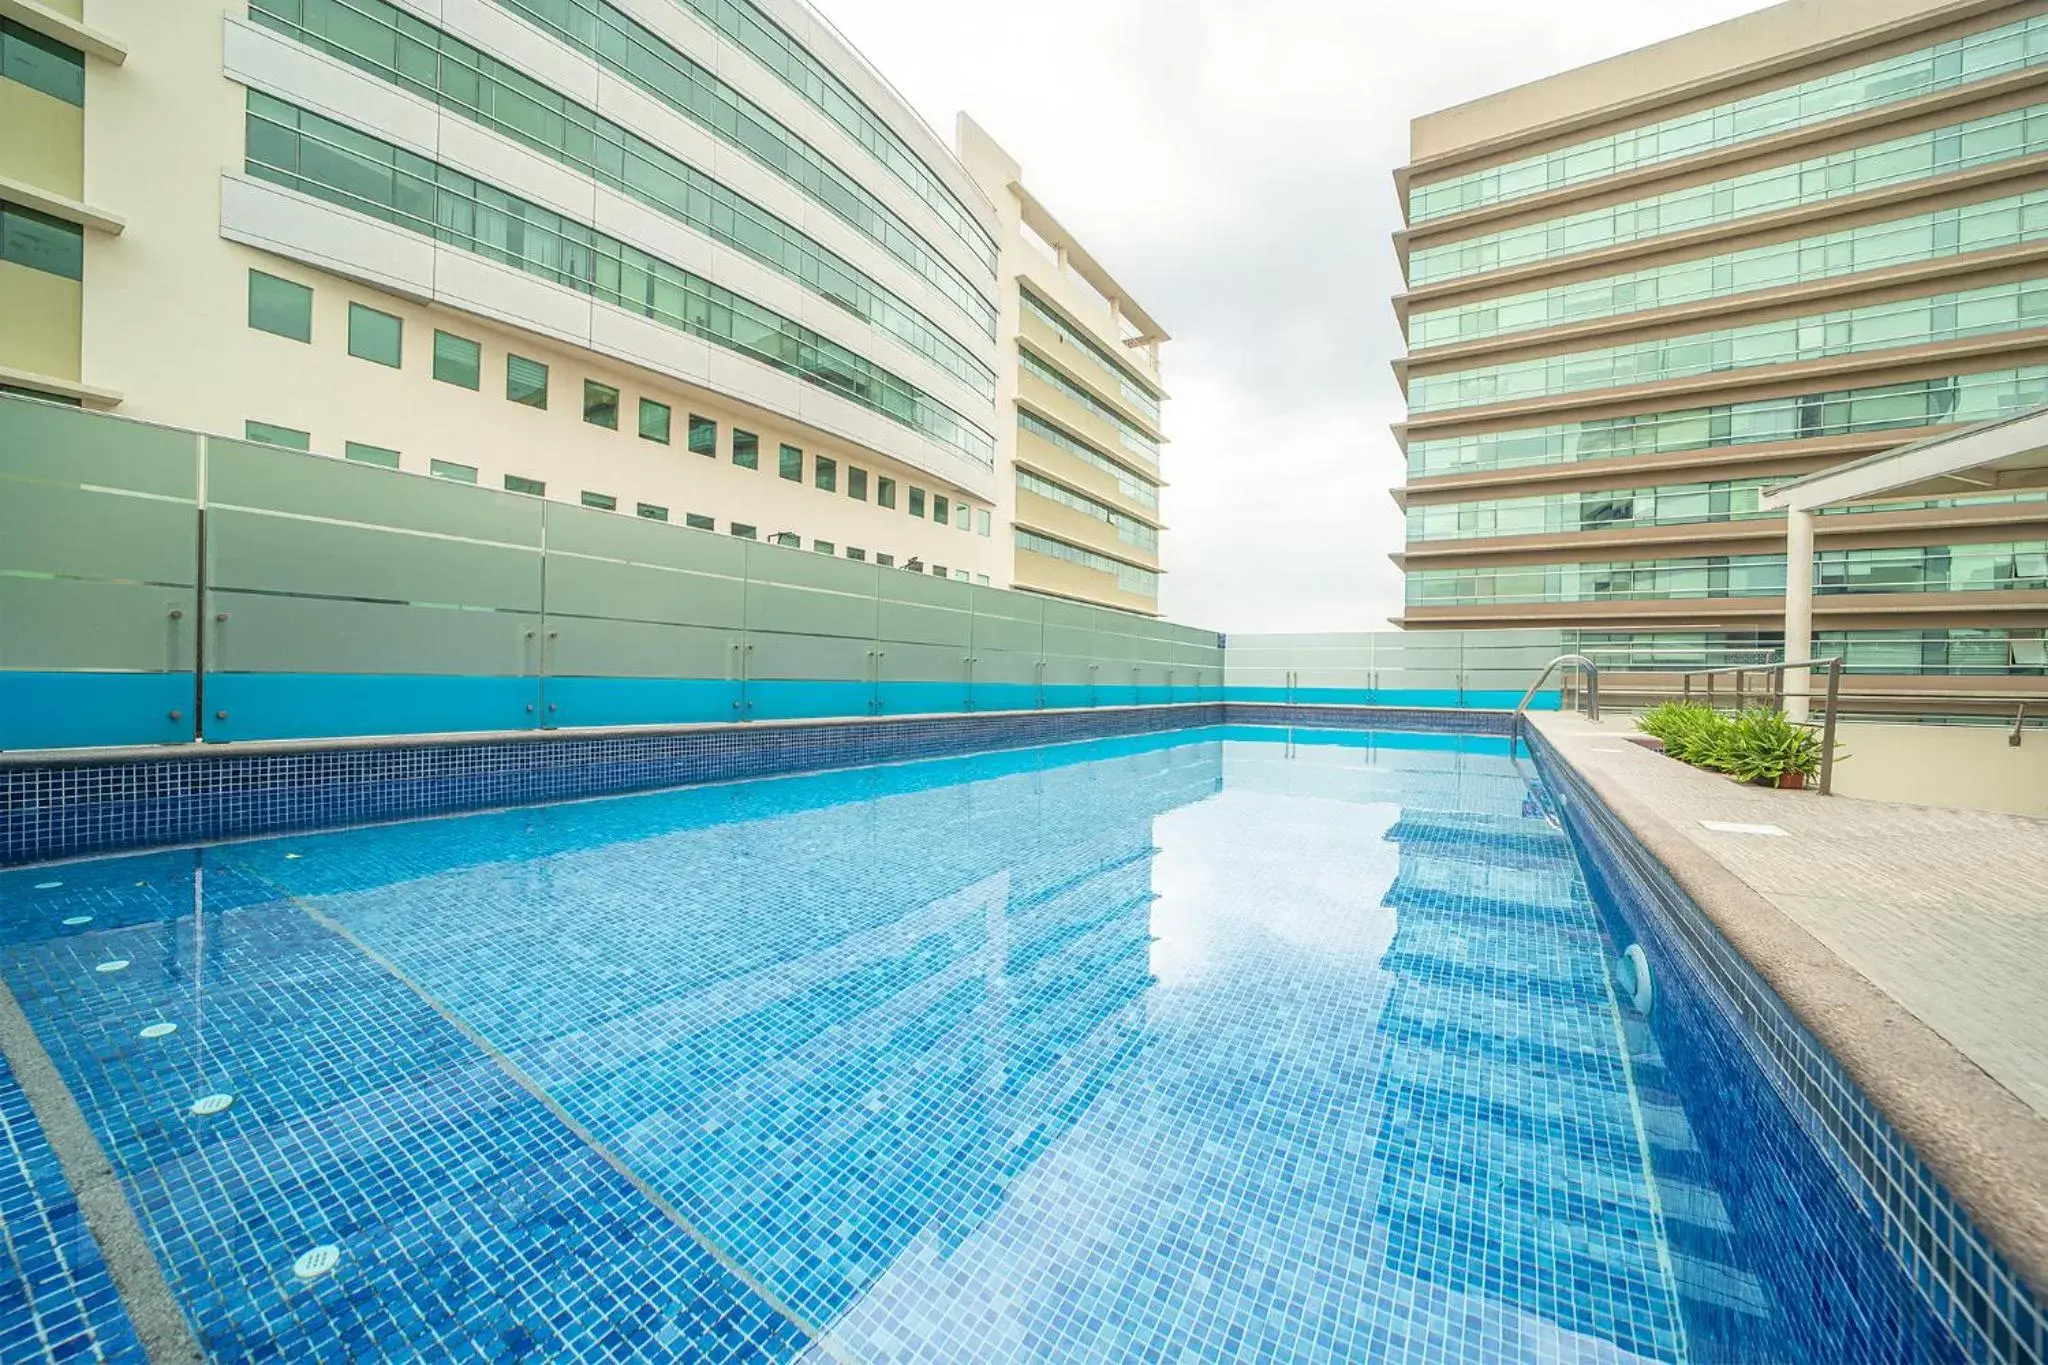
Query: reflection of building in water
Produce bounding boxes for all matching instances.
[1371,797,1691,1360]
[294,734,1225,1329]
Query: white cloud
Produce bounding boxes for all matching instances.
[818,0,1776,629]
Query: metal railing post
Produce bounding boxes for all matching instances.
[1819,658,1842,796]
[2014,701,2029,748]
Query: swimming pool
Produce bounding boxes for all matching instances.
[0,725,1965,1360]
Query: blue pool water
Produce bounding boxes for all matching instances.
[0,726,1961,1361]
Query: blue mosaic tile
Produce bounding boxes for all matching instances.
[0,723,1989,1360]
[0,1053,144,1363]
[1524,721,2043,1364]
[1,707,1231,868]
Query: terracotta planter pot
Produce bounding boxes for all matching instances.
[1776,771,1806,790]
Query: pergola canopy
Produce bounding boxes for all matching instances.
[1762,405,2048,513]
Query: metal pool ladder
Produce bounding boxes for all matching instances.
[1516,655,1601,723]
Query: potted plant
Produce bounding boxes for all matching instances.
[1719,708,1822,789]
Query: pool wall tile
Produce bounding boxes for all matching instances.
[3,704,1527,867]
[2,707,1223,866]
[1523,721,2047,1365]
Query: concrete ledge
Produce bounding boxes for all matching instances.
[1529,710,2048,1305]
[0,0,125,63]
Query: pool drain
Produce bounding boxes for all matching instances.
[293,1245,341,1281]
[62,916,92,927]
[95,960,130,974]
[190,1094,235,1117]
[139,1022,177,1040]
[1618,944,1654,1015]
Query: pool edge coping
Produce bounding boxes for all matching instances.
[0,974,200,1362]
[1528,709,2048,1309]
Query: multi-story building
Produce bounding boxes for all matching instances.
[1393,0,2048,682]
[957,116,1170,616]
[0,0,1149,592]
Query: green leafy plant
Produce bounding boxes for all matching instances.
[1636,701,1732,767]
[1636,702,1823,785]
[1718,708,1822,784]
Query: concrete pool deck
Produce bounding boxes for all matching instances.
[1532,710,2048,1299]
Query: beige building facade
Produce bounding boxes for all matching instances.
[1394,0,2048,687]
[956,116,1170,617]
[1,0,1164,603]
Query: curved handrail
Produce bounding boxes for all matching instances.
[1516,654,1600,723]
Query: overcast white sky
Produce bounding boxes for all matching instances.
[820,0,1778,631]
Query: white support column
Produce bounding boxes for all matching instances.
[1784,507,1815,720]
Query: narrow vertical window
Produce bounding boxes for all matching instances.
[877,477,897,509]
[779,443,803,481]
[346,303,402,367]
[507,354,549,408]
[908,487,926,517]
[733,428,759,469]
[639,398,672,443]
[248,270,312,342]
[847,467,868,501]
[687,413,716,455]
[814,455,836,492]
[583,380,620,429]
[434,331,482,389]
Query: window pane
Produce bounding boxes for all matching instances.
[877,476,896,509]
[583,380,620,429]
[637,502,669,521]
[0,204,83,280]
[686,413,715,455]
[685,513,714,529]
[847,466,868,500]
[933,494,949,524]
[733,428,759,468]
[507,354,548,407]
[814,454,836,492]
[846,547,866,561]
[812,539,834,554]
[581,490,617,510]
[772,532,800,547]
[344,441,400,468]
[1,22,84,106]
[244,420,309,451]
[630,394,671,444]
[504,473,545,495]
[976,508,991,536]
[430,459,478,483]
[908,487,925,516]
[731,523,758,539]
[248,270,313,342]
[876,552,895,566]
[433,331,481,388]
[347,303,403,366]
[779,443,803,481]
[953,503,969,530]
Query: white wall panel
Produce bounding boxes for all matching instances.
[225,18,439,159]
[606,0,993,302]
[220,174,436,302]
[425,0,601,105]
[435,116,601,226]
[433,249,598,349]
